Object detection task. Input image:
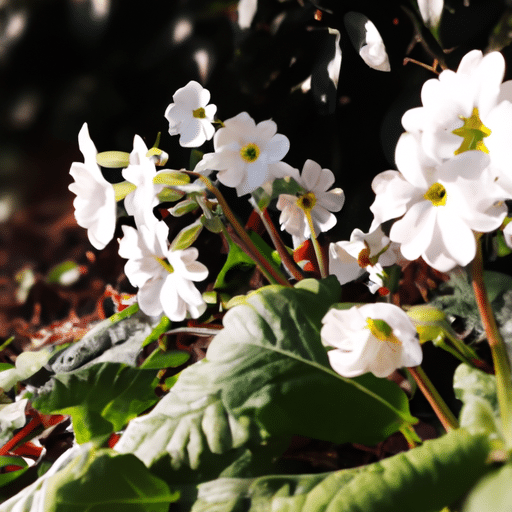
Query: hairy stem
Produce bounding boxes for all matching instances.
[471,240,512,447]
[408,366,459,432]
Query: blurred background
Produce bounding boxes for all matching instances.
[1,0,511,342]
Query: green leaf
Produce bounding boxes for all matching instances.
[46,261,81,286]
[0,456,28,488]
[142,315,171,348]
[189,429,491,512]
[454,364,498,414]
[214,236,256,291]
[210,277,415,444]
[170,218,203,251]
[44,449,178,512]
[463,462,512,512]
[453,364,501,438]
[32,363,158,444]
[139,349,190,369]
[117,278,415,475]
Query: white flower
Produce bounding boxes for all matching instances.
[122,135,165,231]
[68,123,116,249]
[165,81,217,148]
[328,226,397,287]
[0,399,28,445]
[401,49,512,195]
[194,112,295,196]
[418,0,444,30]
[276,159,344,247]
[359,20,390,72]
[370,134,507,272]
[118,222,208,321]
[321,303,422,378]
[238,0,257,29]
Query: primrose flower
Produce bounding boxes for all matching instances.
[359,19,391,72]
[118,222,208,321]
[321,303,422,378]
[122,135,166,231]
[194,112,295,196]
[401,50,512,194]
[328,226,398,288]
[165,81,217,148]
[371,135,507,272]
[68,123,116,250]
[276,159,345,247]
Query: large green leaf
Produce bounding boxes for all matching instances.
[44,450,178,512]
[463,462,512,512]
[189,429,491,512]
[117,278,415,475]
[0,445,178,512]
[33,363,158,444]
[209,277,416,444]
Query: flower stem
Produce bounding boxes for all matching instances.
[304,209,328,279]
[186,172,291,287]
[249,199,306,281]
[407,366,459,432]
[471,240,512,447]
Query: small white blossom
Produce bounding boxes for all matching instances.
[370,134,507,272]
[122,135,165,231]
[68,123,116,249]
[118,222,207,321]
[165,81,217,148]
[194,112,295,196]
[418,0,444,30]
[329,226,397,288]
[276,159,345,247]
[321,303,422,378]
[359,20,391,72]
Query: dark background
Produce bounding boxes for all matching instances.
[0,0,511,265]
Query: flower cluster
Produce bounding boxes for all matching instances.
[68,50,512,381]
[370,50,509,272]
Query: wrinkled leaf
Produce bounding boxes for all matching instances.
[190,429,490,512]
[44,450,178,512]
[117,278,415,475]
[463,462,512,512]
[453,364,500,438]
[33,363,158,444]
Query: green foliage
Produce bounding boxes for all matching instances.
[189,429,491,512]
[33,363,158,444]
[463,462,512,512]
[453,363,501,439]
[0,457,28,488]
[116,278,415,477]
[139,349,190,370]
[43,449,178,512]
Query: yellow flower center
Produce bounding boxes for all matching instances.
[424,182,447,206]
[296,192,317,212]
[155,256,174,274]
[357,247,371,268]
[240,143,260,163]
[366,318,401,344]
[193,107,206,119]
[452,107,491,155]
